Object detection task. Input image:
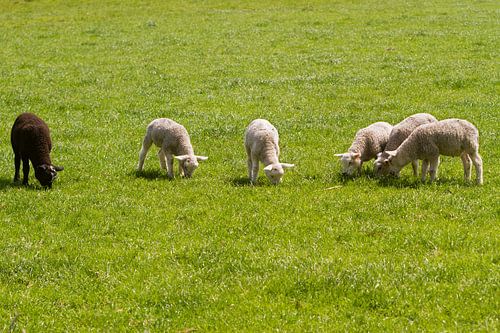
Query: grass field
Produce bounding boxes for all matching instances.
[0,0,499,331]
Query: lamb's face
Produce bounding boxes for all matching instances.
[35,164,58,188]
[384,157,401,177]
[374,152,390,177]
[175,154,207,178]
[336,153,361,176]
[181,157,199,178]
[387,163,401,177]
[264,164,284,185]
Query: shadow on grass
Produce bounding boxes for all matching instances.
[229,176,285,187]
[376,176,423,189]
[0,177,54,191]
[132,169,171,181]
[376,175,477,189]
[328,169,471,189]
[0,177,14,190]
[230,176,253,187]
[336,173,356,185]
[332,171,378,185]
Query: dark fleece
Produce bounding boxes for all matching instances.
[11,113,55,185]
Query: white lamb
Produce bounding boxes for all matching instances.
[374,113,438,177]
[137,118,208,178]
[335,121,393,176]
[382,118,483,184]
[244,119,294,185]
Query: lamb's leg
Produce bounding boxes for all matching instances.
[460,152,472,182]
[251,155,259,184]
[179,160,185,177]
[247,157,253,180]
[421,159,429,182]
[166,154,174,179]
[428,156,440,183]
[14,153,21,182]
[246,147,253,180]
[137,135,153,171]
[158,149,167,170]
[21,157,30,185]
[411,160,419,177]
[358,162,363,176]
[470,151,483,185]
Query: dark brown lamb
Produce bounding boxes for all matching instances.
[11,113,64,188]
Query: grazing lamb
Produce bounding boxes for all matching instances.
[335,121,393,176]
[137,118,207,178]
[382,119,483,184]
[11,113,64,188]
[374,113,438,177]
[244,119,294,185]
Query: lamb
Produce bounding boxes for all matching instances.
[382,119,483,184]
[11,113,64,188]
[374,113,438,177]
[244,119,294,185]
[335,121,393,176]
[136,118,208,178]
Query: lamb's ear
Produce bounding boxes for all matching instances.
[384,151,397,164]
[352,153,361,159]
[53,165,64,172]
[196,156,208,161]
[385,150,397,158]
[334,153,345,158]
[263,165,273,171]
[281,163,295,169]
[174,155,190,161]
[37,164,49,171]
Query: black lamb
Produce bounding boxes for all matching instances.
[11,113,64,188]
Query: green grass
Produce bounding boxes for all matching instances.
[0,0,498,331]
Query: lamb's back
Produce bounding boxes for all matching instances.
[245,119,279,148]
[352,122,392,160]
[386,113,437,150]
[411,119,478,156]
[11,113,52,153]
[148,118,189,148]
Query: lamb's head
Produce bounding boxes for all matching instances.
[382,150,402,177]
[175,155,208,178]
[335,152,361,176]
[35,164,64,188]
[373,152,391,177]
[263,163,295,185]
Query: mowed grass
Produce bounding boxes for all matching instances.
[0,0,498,331]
